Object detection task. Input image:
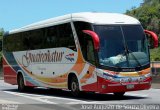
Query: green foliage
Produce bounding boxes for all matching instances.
[0,28,4,39]
[150,47,160,61]
[0,28,3,66]
[126,0,160,36]
[126,0,160,61]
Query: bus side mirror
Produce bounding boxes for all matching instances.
[82,30,100,51]
[144,30,158,48]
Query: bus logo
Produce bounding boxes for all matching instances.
[22,50,64,67]
[65,53,74,62]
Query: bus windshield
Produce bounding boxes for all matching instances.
[94,25,149,68]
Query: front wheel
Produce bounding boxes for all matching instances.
[114,92,125,97]
[70,76,80,96]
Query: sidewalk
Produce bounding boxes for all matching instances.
[0,73,3,80]
[152,83,160,89]
[0,77,3,80]
[152,75,160,89]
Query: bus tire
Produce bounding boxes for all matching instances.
[70,76,80,96]
[114,92,125,97]
[17,74,26,92]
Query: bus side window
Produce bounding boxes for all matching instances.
[23,37,30,50]
[87,39,96,64]
[84,37,96,65]
[28,29,44,50]
[74,21,96,65]
[3,36,10,52]
[57,23,77,51]
[45,26,58,48]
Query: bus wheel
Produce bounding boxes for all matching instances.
[17,74,26,92]
[70,76,80,96]
[113,92,125,97]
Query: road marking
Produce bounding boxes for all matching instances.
[3,91,80,110]
[0,99,21,104]
[3,91,149,105]
[125,93,148,97]
[3,91,89,104]
[4,91,57,104]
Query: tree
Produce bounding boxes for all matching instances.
[0,28,3,50]
[0,28,3,49]
[126,0,160,61]
[126,0,160,41]
[0,28,4,37]
[0,28,3,69]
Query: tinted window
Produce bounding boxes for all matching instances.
[74,21,92,56]
[74,22,96,64]
[44,23,76,51]
[4,23,76,52]
[29,29,44,50]
[57,23,76,51]
[44,26,58,48]
[4,33,24,52]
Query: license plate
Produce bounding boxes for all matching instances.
[126,84,134,89]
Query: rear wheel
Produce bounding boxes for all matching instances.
[70,76,80,96]
[114,92,125,97]
[17,74,26,92]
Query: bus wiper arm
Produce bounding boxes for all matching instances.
[125,46,142,68]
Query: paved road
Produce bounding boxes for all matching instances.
[0,80,160,110]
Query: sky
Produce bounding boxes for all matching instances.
[0,0,143,31]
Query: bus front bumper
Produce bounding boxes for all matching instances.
[97,76,151,94]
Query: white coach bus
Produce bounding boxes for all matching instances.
[3,12,158,96]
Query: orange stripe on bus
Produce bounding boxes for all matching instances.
[140,68,150,75]
[80,66,95,84]
[71,48,86,75]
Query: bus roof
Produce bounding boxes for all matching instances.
[9,12,140,34]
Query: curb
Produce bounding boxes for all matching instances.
[0,75,3,80]
[151,83,160,89]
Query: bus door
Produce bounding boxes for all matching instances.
[79,31,98,91]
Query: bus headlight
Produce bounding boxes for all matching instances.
[144,73,152,78]
[137,76,146,82]
[138,77,144,82]
[120,78,125,83]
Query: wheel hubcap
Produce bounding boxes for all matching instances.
[72,82,77,92]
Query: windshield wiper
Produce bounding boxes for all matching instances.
[118,26,142,69]
[125,45,142,68]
